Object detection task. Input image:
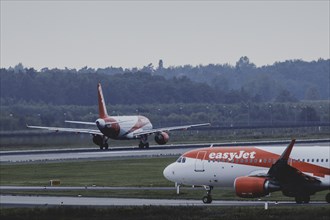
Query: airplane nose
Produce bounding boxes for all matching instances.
[163,163,175,182]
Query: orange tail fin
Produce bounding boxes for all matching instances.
[97,83,109,119]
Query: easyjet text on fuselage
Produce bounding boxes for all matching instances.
[208,150,256,161]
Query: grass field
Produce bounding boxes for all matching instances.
[0,157,173,187]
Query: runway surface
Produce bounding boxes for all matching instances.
[1,195,326,207]
[1,139,329,163]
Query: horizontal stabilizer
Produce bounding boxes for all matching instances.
[65,120,95,126]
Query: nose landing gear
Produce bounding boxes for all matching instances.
[202,186,213,204]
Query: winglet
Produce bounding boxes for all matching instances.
[97,83,109,119]
[279,139,296,162]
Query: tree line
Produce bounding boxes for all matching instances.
[1,58,329,106]
[1,102,329,131]
[1,58,329,130]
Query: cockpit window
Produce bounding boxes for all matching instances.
[176,157,186,163]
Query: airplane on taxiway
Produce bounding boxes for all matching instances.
[27,83,210,149]
[163,139,330,204]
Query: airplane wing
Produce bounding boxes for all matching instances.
[26,125,102,135]
[267,139,320,184]
[132,123,210,137]
[263,139,322,199]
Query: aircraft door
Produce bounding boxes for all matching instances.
[195,151,207,172]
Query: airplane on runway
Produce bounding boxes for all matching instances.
[163,139,330,204]
[27,83,210,149]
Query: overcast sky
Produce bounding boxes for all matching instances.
[1,1,329,70]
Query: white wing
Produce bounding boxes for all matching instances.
[132,123,210,137]
[26,125,102,135]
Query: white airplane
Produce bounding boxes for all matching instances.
[163,139,330,204]
[27,83,210,149]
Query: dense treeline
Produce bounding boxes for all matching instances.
[0,70,219,105]
[1,102,329,130]
[158,58,330,101]
[1,58,329,130]
[1,58,329,106]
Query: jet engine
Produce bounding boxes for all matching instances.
[93,135,104,146]
[92,134,108,149]
[154,132,169,145]
[234,176,280,198]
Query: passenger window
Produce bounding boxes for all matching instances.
[316,159,319,162]
[312,159,314,162]
[321,159,324,162]
[326,159,328,162]
[302,159,305,162]
[307,159,309,162]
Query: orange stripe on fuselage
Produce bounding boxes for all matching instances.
[122,116,150,136]
[183,147,330,177]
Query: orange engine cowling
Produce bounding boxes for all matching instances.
[234,176,271,198]
[154,132,169,145]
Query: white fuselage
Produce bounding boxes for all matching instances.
[97,115,153,140]
[163,146,330,188]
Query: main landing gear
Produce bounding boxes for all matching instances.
[296,192,330,204]
[139,142,149,149]
[325,193,330,203]
[93,135,109,150]
[138,135,149,149]
[202,186,213,204]
[294,195,310,204]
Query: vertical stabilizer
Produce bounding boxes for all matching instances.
[279,139,296,162]
[97,83,109,119]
